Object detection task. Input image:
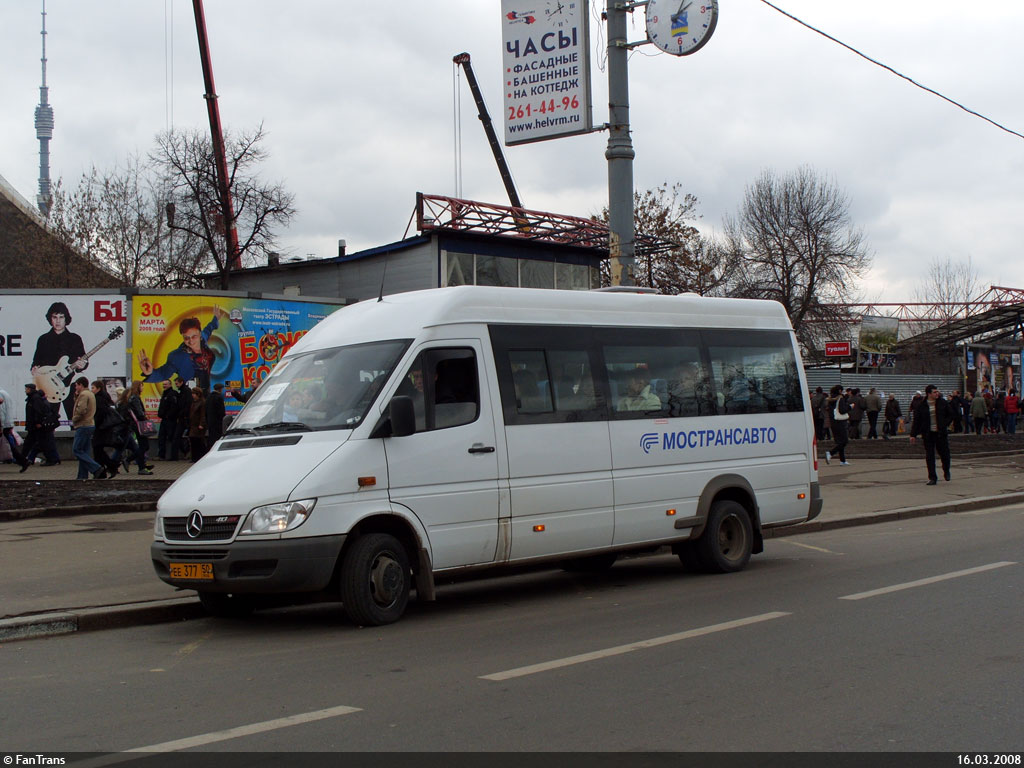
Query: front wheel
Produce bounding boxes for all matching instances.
[694,500,753,573]
[340,533,411,626]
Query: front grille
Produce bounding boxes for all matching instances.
[161,548,231,560]
[164,513,242,541]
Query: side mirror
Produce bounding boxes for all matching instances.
[222,414,235,433]
[389,396,416,438]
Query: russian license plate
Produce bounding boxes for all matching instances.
[169,562,214,580]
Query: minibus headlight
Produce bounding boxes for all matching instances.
[153,515,163,538]
[240,499,317,534]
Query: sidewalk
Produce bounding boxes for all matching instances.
[2,453,1024,641]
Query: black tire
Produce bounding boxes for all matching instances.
[340,533,411,626]
[694,500,753,573]
[673,540,704,572]
[198,591,255,618]
[561,552,618,573]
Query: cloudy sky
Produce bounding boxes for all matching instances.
[2,1,1023,303]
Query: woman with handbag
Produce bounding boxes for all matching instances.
[126,381,154,462]
[824,384,851,466]
[112,386,153,475]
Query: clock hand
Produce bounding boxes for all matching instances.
[676,0,692,15]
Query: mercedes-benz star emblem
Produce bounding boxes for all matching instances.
[186,510,204,539]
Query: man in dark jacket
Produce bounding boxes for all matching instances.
[21,383,61,468]
[169,377,192,461]
[156,380,177,460]
[205,383,226,449]
[910,384,954,485]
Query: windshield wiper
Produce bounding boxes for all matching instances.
[253,421,314,433]
[224,427,256,436]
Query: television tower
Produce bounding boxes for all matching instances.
[35,0,55,216]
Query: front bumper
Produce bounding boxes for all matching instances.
[152,534,347,594]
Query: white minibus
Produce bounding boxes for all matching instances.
[152,286,822,625]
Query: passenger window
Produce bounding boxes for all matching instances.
[705,331,803,414]
[509,351,554,413]
[603,346,673,417]
[395,348,480,431]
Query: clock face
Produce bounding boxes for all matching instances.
[544,0,573,29]
[646,0,719,56]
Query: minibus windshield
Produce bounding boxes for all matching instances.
[228,339,410,433]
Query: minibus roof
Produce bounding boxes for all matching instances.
[289,286,794,354]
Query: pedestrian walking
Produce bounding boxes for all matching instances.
[205,382,226,449]
[189,387,208,462]
[910,384,953,485]
[971,390,988,435]
[865,387,882,439]
[824,385,851,466]
[1005,389,1020,435]
[811,387,826,440]
[20,383,61,468]
[0,387,31,470]
[71,377,105,480]
[883,393,901,441]
[848,388,865,439]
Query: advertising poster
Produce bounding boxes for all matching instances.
[502,0,592,145]
[858,315,899,355]
[130,295,341,419]
[0,294,128,430]
[997,351,1020,393]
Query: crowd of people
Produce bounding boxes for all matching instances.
[811,385,1020,445]
[3,376,229,480]
[812,383,1020,484]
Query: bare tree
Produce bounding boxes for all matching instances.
[598,183,737,294]
[46,158,211,288]
[911,255,980,321]
[152,125,296,289]
[723,166,872,350]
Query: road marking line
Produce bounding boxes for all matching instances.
[480,611,790,681]
[175,634,209,657]
[778,539,843,554]
[839,561,1017,601]
[74,705,362,765]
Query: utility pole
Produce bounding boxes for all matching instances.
[605,2,635,287]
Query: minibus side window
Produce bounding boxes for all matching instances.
[508,351,554,413]
[704,331,803,414]
[394,348,480,432]
[489,324,603,425]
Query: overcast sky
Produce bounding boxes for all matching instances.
[2,1,1023,303]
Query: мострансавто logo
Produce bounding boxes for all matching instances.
[640,427,778,454]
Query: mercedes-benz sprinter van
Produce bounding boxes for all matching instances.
[152,286,822,625]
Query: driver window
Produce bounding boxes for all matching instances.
[396,348,479,432]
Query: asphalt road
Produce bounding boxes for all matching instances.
[2,506,1022,754]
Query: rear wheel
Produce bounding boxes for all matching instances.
[340,533,410,626]
[198,591,255,618]
[695,500,753,573]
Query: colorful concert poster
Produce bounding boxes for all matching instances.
[130,295,341,418]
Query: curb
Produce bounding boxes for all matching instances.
[2,491,1022,642]
[0,501,157,522]
[764,492,1024,538]
[0,596,203,642]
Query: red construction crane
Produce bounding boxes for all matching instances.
[192,0,240,271]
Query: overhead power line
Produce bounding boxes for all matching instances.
[760,0,1024,141]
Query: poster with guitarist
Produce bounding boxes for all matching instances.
[31,300,125,424]
[0,295,127,430]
